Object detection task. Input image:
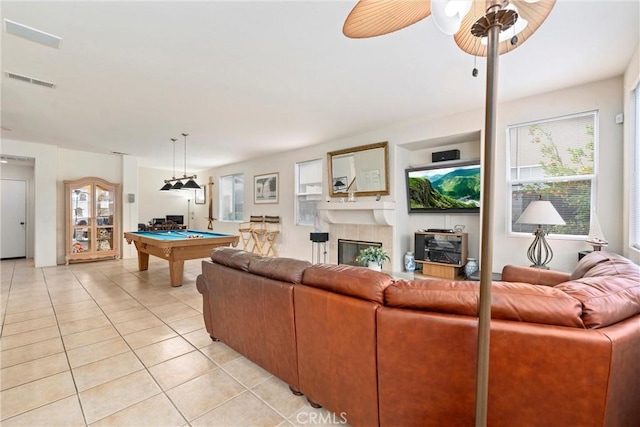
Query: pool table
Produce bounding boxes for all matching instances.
[124,230,239,286]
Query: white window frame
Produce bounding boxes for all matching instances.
[507,111,598,238]
[295,158,323,226]
[219,173,244,222]
[631,83,640,250]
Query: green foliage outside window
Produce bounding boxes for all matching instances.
[511,112,596,236]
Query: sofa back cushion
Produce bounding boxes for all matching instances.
[248,256,310,284]
[210,247,259,271]
[210,248,311,284]
[302,264,393,304]
[385,280,585,328]
[571,251,640,280]
[556,252,640,328]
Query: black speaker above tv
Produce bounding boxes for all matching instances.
[432,149,460,162]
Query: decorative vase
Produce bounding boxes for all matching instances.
[465,258,479,278]
[404,252,415,273]
[367,262,382,271]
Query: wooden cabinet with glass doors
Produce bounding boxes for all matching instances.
[65,177,120,264]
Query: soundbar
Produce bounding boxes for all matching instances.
[425,228,454,233]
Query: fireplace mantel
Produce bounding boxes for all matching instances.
[316,201,396,226]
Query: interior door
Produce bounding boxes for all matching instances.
[1,179,27,259]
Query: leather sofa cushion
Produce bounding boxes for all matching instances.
[571,251,640,280]
[302,264,393,304]
[561,252,640,328]
[248,256,311,284]
[385,280,585,328]
[501,265,571,286]
[555,276,640,329]
[210,248,311,284]
[210,247,259,271]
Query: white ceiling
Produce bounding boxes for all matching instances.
[1,1,638,172]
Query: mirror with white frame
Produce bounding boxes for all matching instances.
[327,141,390,198]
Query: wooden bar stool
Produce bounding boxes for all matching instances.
[252,215,280,257]
[238,215,263,252]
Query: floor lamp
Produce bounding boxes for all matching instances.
[342,1,556,424]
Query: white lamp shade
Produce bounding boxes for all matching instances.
[516,200,565,225]
[432,0,472,35]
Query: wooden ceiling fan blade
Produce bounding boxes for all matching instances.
[343,0,431,39]
[454,0,488,56]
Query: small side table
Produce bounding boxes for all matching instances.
[468,271,502,281]
[310,232,329,264]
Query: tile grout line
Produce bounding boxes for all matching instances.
[1,258,315,426]
[67,264,194,426]
[44,266,90,427]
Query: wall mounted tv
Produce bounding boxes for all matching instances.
[406,160,481,213]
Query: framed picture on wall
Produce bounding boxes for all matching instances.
[195,185,206,204]
[333,176,348,193]
[254,172,279,204]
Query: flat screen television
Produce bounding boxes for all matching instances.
[165,215,184,225]
[406,160,481,213]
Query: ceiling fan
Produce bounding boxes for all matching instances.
[343,0,556,57]
[341,1,556,425]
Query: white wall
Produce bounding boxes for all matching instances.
[623,43,640,264]
[137,167,197,228]
[121,155,139,259]
[1,139,57,267]
[2,73,634,271]
[194,76,628,273]
[495,77,625,271]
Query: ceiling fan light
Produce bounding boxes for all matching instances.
[432,0,472,35]
[445,0,472,17]
[454,0,555,56]
[160,182,173,191]
[171,180,184,190]
[182,179,200,189]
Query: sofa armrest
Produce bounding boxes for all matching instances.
[501,265,570,286]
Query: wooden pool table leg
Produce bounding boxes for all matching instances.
[137,251,149,271]
[168,260,184,287]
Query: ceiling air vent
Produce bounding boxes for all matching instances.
[5,71,55,88]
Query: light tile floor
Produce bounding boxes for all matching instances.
[1,257,348,426]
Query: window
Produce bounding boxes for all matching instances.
[219,173,244,221]
[295,159,322,226]
[508,111,597,236]
[632,83,640,250]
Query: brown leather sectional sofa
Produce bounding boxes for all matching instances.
[197,248,640,427]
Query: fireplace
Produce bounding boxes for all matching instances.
[338,239,382,266]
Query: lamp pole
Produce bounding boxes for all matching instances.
[472,1,517,424]
[475,19,497,424]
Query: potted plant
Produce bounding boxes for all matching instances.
[356,246,390,271]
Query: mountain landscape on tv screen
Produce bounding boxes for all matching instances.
[409,167,480,209]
